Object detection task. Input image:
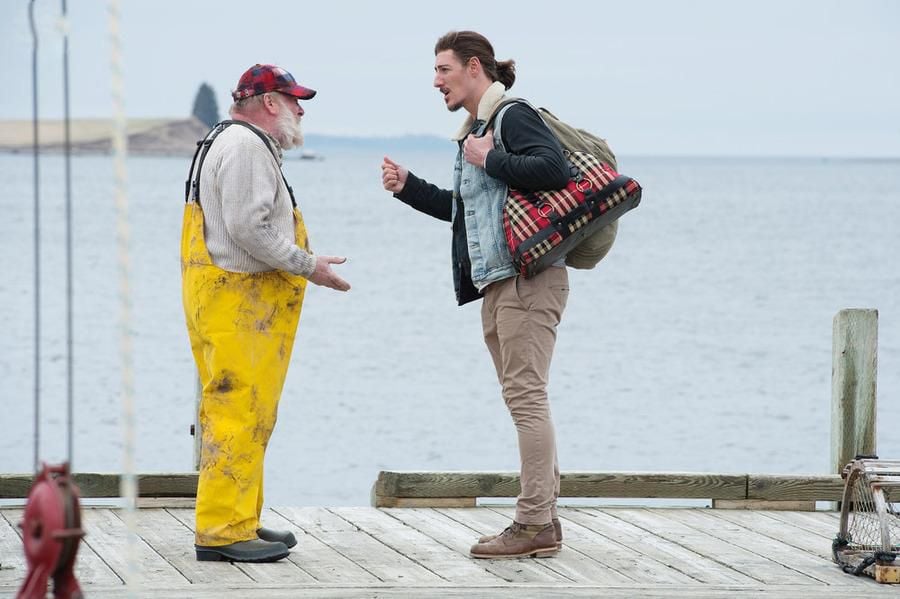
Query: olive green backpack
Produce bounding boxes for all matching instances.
[491,98,620,269]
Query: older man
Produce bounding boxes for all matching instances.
[182,64,349,563]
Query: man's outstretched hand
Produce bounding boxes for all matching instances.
[308,255,351,291]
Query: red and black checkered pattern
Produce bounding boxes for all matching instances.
[231,64,316,101]
[503,151,642,278]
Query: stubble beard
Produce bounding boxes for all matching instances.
[443,89,463,113]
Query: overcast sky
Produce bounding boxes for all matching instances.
[2,0,898,157]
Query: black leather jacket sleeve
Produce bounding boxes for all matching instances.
[393,172,453,222]
[483,103,569,192]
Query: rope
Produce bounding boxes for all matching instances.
[843,555,877,576]
[108,0,138,592]
[61,0,75,469]
[28,0,41,475]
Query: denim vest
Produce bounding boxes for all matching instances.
[450,106,518,291]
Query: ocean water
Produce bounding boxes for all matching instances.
[1,150,898,506]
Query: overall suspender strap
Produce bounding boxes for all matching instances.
[184,120,297,207]
[184,122,229,204]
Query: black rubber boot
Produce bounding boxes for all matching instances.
[195,539,289,562]
[257,527,298,548]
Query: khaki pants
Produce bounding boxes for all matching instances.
[481,266,569,525]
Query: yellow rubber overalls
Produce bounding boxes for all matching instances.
[181,122,308,546]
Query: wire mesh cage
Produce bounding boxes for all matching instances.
[833,456,900,583]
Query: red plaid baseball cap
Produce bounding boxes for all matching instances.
[231,64,317,101]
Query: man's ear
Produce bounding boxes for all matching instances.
[263,93,279,115]
[467,56,482,76]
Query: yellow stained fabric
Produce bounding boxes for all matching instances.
[181,200,308,546]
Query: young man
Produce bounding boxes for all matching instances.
[183,63,350,563]
[381,32,570,559]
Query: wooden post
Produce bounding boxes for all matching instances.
[831,309,878,475]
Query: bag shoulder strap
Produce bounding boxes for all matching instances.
[486,99,618,170]
[484,97,531,128]
[479,97,541,152]
[184,119,297,207]
[483,97,530,136]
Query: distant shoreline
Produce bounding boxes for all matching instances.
[0,119,896,160]
[0,118,451,157]
[0,117,209,157]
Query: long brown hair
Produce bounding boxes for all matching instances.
[434,31,516,90]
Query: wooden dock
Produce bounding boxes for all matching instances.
[1,505,896,598]
[0,309,887,596]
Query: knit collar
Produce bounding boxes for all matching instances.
[451,81,508,141]
[234,118,284,164]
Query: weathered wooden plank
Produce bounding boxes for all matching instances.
[0,510,28,587]
[166,508,314,584]
[713,500,816,511]
[875,563,900,583]
[122,507,250,585]
[564,508,757,585]
[374,472,748,502]
[747,475,844,502]
[758,511,841,539]
[333,507,502,584]
[9,504,898,597]
[705,509,844,561]
[79,508,190,586]
[375,497,477,508]
[821,511,841,522]
[604,508,819,585]
[265,508,381,584]
[488,506,698,585]
[831,308,878,474]
[1,508,121,586]
[275,507,442,584]
[382,507,567,583]
[656,508,854,586]
[0,471,846,502]
[437,506,632,585]
[136,497,195,509]
[2,582,900,599]
[0,473,198,499]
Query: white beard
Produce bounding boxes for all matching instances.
[275,108,303,149]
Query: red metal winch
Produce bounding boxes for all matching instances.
[17,462,85,599]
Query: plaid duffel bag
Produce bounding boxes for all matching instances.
[503,150,642,278]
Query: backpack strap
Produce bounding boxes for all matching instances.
[184,120,297,207]
[481,97,546,152]
[484,97,531,129]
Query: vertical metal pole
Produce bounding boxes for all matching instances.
[62,0,75,469]
[29,0,41,475]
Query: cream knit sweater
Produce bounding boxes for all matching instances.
[196,122,315,277]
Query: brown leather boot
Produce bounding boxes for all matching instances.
[478,517,563,550]
[469,521,558,559]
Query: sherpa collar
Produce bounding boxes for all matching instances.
[452,81,507,141]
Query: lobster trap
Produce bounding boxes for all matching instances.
[833,457,900,583]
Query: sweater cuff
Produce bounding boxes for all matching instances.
[291,249,316,278]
